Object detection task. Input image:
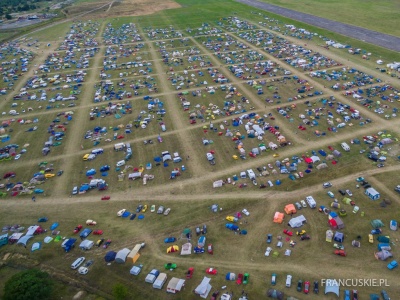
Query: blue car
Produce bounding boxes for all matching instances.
[267,234,272,243]
[387,260,398,270]
[344,290,351,300]
[164,237,176,243]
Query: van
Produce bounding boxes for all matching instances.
[247,169,256,180]
[114,143,125,151]
[91,148,104,155]
[116,160,125,167]
[341,142,350,152]
[83,154,90,161]
[87,154,96,160]
[71,257,85,269]
[305,196,317,208]
[286,275,292,287]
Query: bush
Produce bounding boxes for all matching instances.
[3,269,53,300]
[112,283,128,300]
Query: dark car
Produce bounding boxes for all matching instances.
[352,290,358,300]
[130,213,136,220]
[136,205,143,213]
[202,225,207,234]
[338,189,346,196]
[313,281,319,294]
[3,172,16,179]
[266,234,272,243]
[363,184,372,189]
[297,280,303,292]
[57,170,64,176]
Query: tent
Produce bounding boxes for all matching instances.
[225,272,236,281]
[365,188,380,200]
[127,244,142,263]
[311,156,320,163]
[44,236,53,243]
[284,204,296,215]
[326,230,333,242]
[371,219,384,228]
[333,217,344,229]
[374,250,392,261]
[328,218,338,229]
[288,215,306,228]
[273,212,284,224]
[267,289,284,300]
[166,277,185,294]
[115,248,130,263]
[167,245,179,253]
[377,236,390,243]
[332,150,341,157]
[324,279,340,296]
[316,163,328,170]
[194,277,212,298]
[342,197,352,205]
[31,242,41,252]
[17,235,33,246]
[333,231,344,243]
[180,243,192,255]
[79,240,94,250]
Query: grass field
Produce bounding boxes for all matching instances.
[259,0,400,37]
[1,0,400,299]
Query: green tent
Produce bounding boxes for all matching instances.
[342,197,351,205]
[371,219,384,228]
[377,236,390,243]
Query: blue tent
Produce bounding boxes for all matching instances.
[50,223,59,230]
[318,150,327,156]
[101,172,108,177]
[329,212,338,218]
[122,211,131,218]
[154,156,161,162]
[86,169,96,176]
[288,174,295,180]
[226,223,239,231]
[275,180,281,185]
[104,251,117,262]
[138,214,145,220]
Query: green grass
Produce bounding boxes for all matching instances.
[259,0,400,37]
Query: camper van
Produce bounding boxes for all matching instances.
[247,169,256,180]
[305,196,317,208]
[341,142,350,152]
[116,160,126,167]
[114,143,125,151]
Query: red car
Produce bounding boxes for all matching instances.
[283,229,293,236]
[236,273,243,285]
[3,172,16,179]
[117,135,124,139]
[206,268,217,275]
[73,225,83,234]
[328,146,334,151]
[186,267,194,279]
[207,244,213,254]
[101,196,110,200]
[93,230,103,235]
[190,119,196,124]
[334,250,347,256]
[304,281,310,294]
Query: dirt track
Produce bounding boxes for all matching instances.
[235,0,400,52]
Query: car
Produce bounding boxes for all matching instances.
[283,229,293,236]
[84,259,94,268]
[164,237,176,243]
[300,234,310,240]
[266,234,272,243]
[323,182,332,188]
[72,186,78,195]
[313,281,319,294]
[207,244,213,254]
[394,185,400,193]
[202,225,207,234]
[71,257,85,270]
[93,230,103,235]
[96,239,104,247]
[242,209,250,216]
[136,205,143,213]
[344,290,351,300]
[226,216,236,222]
[327,191,334,198]
[286,275,292,287]
[86,220,97,225]
[165,263,177,270]
[45,173,55,178]
[206,268,217,275]
[73,225,83,234]
[14,154,21,160]
[142,205,148,212]
[57,170,64,176]
[243,273,249,284]
[190,119,196,124]
[78,266,89,275]
[381,290,390,300]
[164,208,171,215]
[130,264,143,276]
[363,184,371,189]
[352,290,358,300]
[271,273,277,285]
[377,163,385,168]
[210,291,219,300]
[186,267,194,279]
[304,281,310,294]
[295,202,302,210]
[3,172,16,179]
[150,205,156,212]
[300,200,307,208]
[103,239,111,249]
[346,189,353,196]
[236,273,243,285]
[265,247,272,256]
[338,189,346,196]
[387,260,398,270]
[334,250,347,256]
[297,280,303,292]
[157,206,164,214]
[129,213,136,220]
[296,230,306,236]
[369,234,374,243]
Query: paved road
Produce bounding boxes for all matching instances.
[235,0,400,52]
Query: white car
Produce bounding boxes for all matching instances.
[346,189,353,197]
[72,186,78,195]
[300,200,307,208]
[78,267,88,275]
[14,154,21,160]
[242,209,250,216]
[71,257,85,269]
[323,182,332,188]
[265,247,272,257]
[286,275,292,287]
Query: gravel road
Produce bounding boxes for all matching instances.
[235,0,400,52]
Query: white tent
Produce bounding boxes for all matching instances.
[166,277,185,293]
[194,277,212,298]
[324,279,340,296]
[311,155,320,163]
[288,215,307,228]
[180,243,192,255]
[79,240,94,250]
[26,225,39,236]
[16,235,33,246]
[115,248,130,263]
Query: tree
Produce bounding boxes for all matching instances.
[5,14,12,20]
[112,283,128,300]
[3,269,53,300]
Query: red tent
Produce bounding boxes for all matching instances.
[329,219,338,229]
[304,157,313,164]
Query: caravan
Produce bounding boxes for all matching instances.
[305,196,317,208]
[341,142,350,152]
[247,169,256,180]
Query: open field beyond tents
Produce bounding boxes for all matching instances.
[0,0,400,299]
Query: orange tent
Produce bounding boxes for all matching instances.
[284,204,296,215]
[273,212,284,224]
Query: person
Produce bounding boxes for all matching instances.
[32,196,36,202]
